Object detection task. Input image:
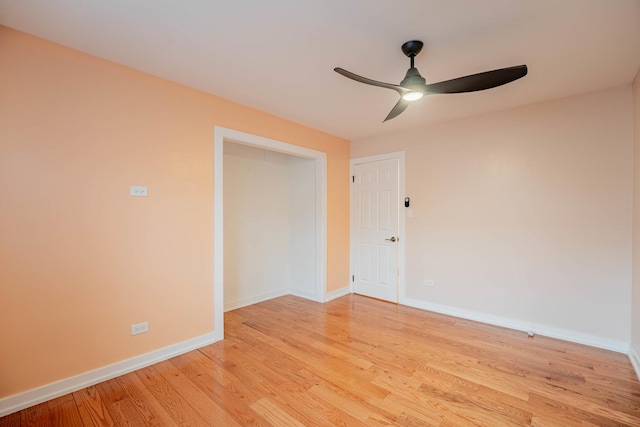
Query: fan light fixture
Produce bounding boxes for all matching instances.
[334,40,528,122]
[402,91,423,101]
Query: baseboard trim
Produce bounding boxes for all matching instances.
[629,344,640,381]
[323,286,352,302]
[289,289,321,302]
[0,331,221,418]
[401,297,628,354]
[224,289,288,312]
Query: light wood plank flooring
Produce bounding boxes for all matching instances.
[2,294,640,426]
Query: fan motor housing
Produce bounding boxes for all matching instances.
[401,67,426,89]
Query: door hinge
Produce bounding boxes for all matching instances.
[352,275,355,282]
[351,176,355,183]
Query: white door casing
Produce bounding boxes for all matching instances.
[213,126,327,341]
[351,155,402,303]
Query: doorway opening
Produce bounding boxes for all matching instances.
[213,127,327,340]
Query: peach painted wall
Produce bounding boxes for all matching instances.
[0,25,349,398]
[632,69,640,358]
[352,86,633,347]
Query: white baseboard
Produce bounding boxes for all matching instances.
[289,288,321,302]
[0,331,221,418]
[401,297,628,354]
[629,344,640,381]
[323,286,352,302]
[224,288,288,312]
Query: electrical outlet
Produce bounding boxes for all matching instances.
[424,279,435,287]
[130,186,148,197]
[131,322,148,336]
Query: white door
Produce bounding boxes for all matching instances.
[352,158,399,302]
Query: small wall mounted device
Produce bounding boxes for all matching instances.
[405,197,410,207]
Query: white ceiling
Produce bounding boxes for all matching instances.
[1,0,639,140]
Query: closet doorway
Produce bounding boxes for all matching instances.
[213,127,327,340]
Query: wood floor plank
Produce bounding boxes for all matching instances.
[530,415,580,427]
[94,378,129,424]
[107,398,147,426]
[47,394,75,409]
[250,397,305,427]
[20,402,51,427]
[309,383,373,421]
[116,372,178,427]
[3,294,640,426]
[170,351,271,426]
[94,379,128,407]
[49,397,83,427]
[134,366,209,427]
[253,380,367,427]
[73,386,114,427]
[174,348,236,387]
[527,392,639,427]
[0,412,20,427]
[153,358,243,426]
[377,393,445,426]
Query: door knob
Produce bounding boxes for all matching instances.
[385,237,397,242]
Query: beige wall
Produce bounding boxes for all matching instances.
[632,69,640,359]
[352,86,634,347]
[0,26,350,398]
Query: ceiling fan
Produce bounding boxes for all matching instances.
[334,40,527,122]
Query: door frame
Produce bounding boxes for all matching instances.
[213,126,327,340]
[350,151,406,303]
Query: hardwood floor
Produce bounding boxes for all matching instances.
[2,294,640,426]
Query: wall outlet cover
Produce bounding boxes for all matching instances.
[130,186,148,197]
[131,322,149,335]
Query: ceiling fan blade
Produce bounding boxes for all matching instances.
[334,68,407,95]
[426,65,527,94]
[383,98,409,122]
